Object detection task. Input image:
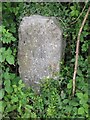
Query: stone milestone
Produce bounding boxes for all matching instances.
[18,15,65,92]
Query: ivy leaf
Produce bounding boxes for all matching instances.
[78,107,85,115]
[6,55,14,64]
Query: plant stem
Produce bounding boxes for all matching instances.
[72,6,90,96]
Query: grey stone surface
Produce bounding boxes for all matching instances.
[18,15,65,92]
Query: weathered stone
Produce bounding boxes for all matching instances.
[18,15,65,92]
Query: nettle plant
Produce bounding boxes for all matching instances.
[0,26,16,64]
[0,26,37,118]
[0,26,16,116]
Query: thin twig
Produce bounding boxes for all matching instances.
[71,0,88,25]
[72,6,90,96]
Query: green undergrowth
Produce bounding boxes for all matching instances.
[0,2,89,119]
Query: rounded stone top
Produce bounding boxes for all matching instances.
[19,15,62,34]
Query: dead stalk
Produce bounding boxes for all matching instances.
[72,6,90,96]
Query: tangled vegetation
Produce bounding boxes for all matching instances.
[0,2,90,119]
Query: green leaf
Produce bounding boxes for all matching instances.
[83,104,88,113]
[0,101,6,113]
[82,42,88,52]
[5,85,13,93]
[73,107,78,114]
[70,6,75,10]
[64,106,72,113]
[3,71,10,80]
[75,10,79,16]
[67,83,72,89]
[18,101,22,114]
[0,54,5,63]
[0,101,3,113]
[11,96,18,103]
[1,54,6,62]
[84,24,88,30]
[18,80,23,85]
[22,112,31,118]
[67,80,72,89]
[76,76,84,82]
[9,24,16,33]
[63,99,69,104]
[76,92,83,99]
[2,28,16,43]
[69,100,79,107]
[6,55,14,64]
[83,93,88,101]
[25,105,33,110]
[9,73,16,80]
[0,89,5,99]
[78,107,85,115]
[70,11,75,17]
[80,99,86,105]
[0,47,6,62]
[4,79,10,86]
[31,112,37,118]
[6,104,17,112]
[5,47,12,55]
[77,69,83,77]
[80,35,84,42]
